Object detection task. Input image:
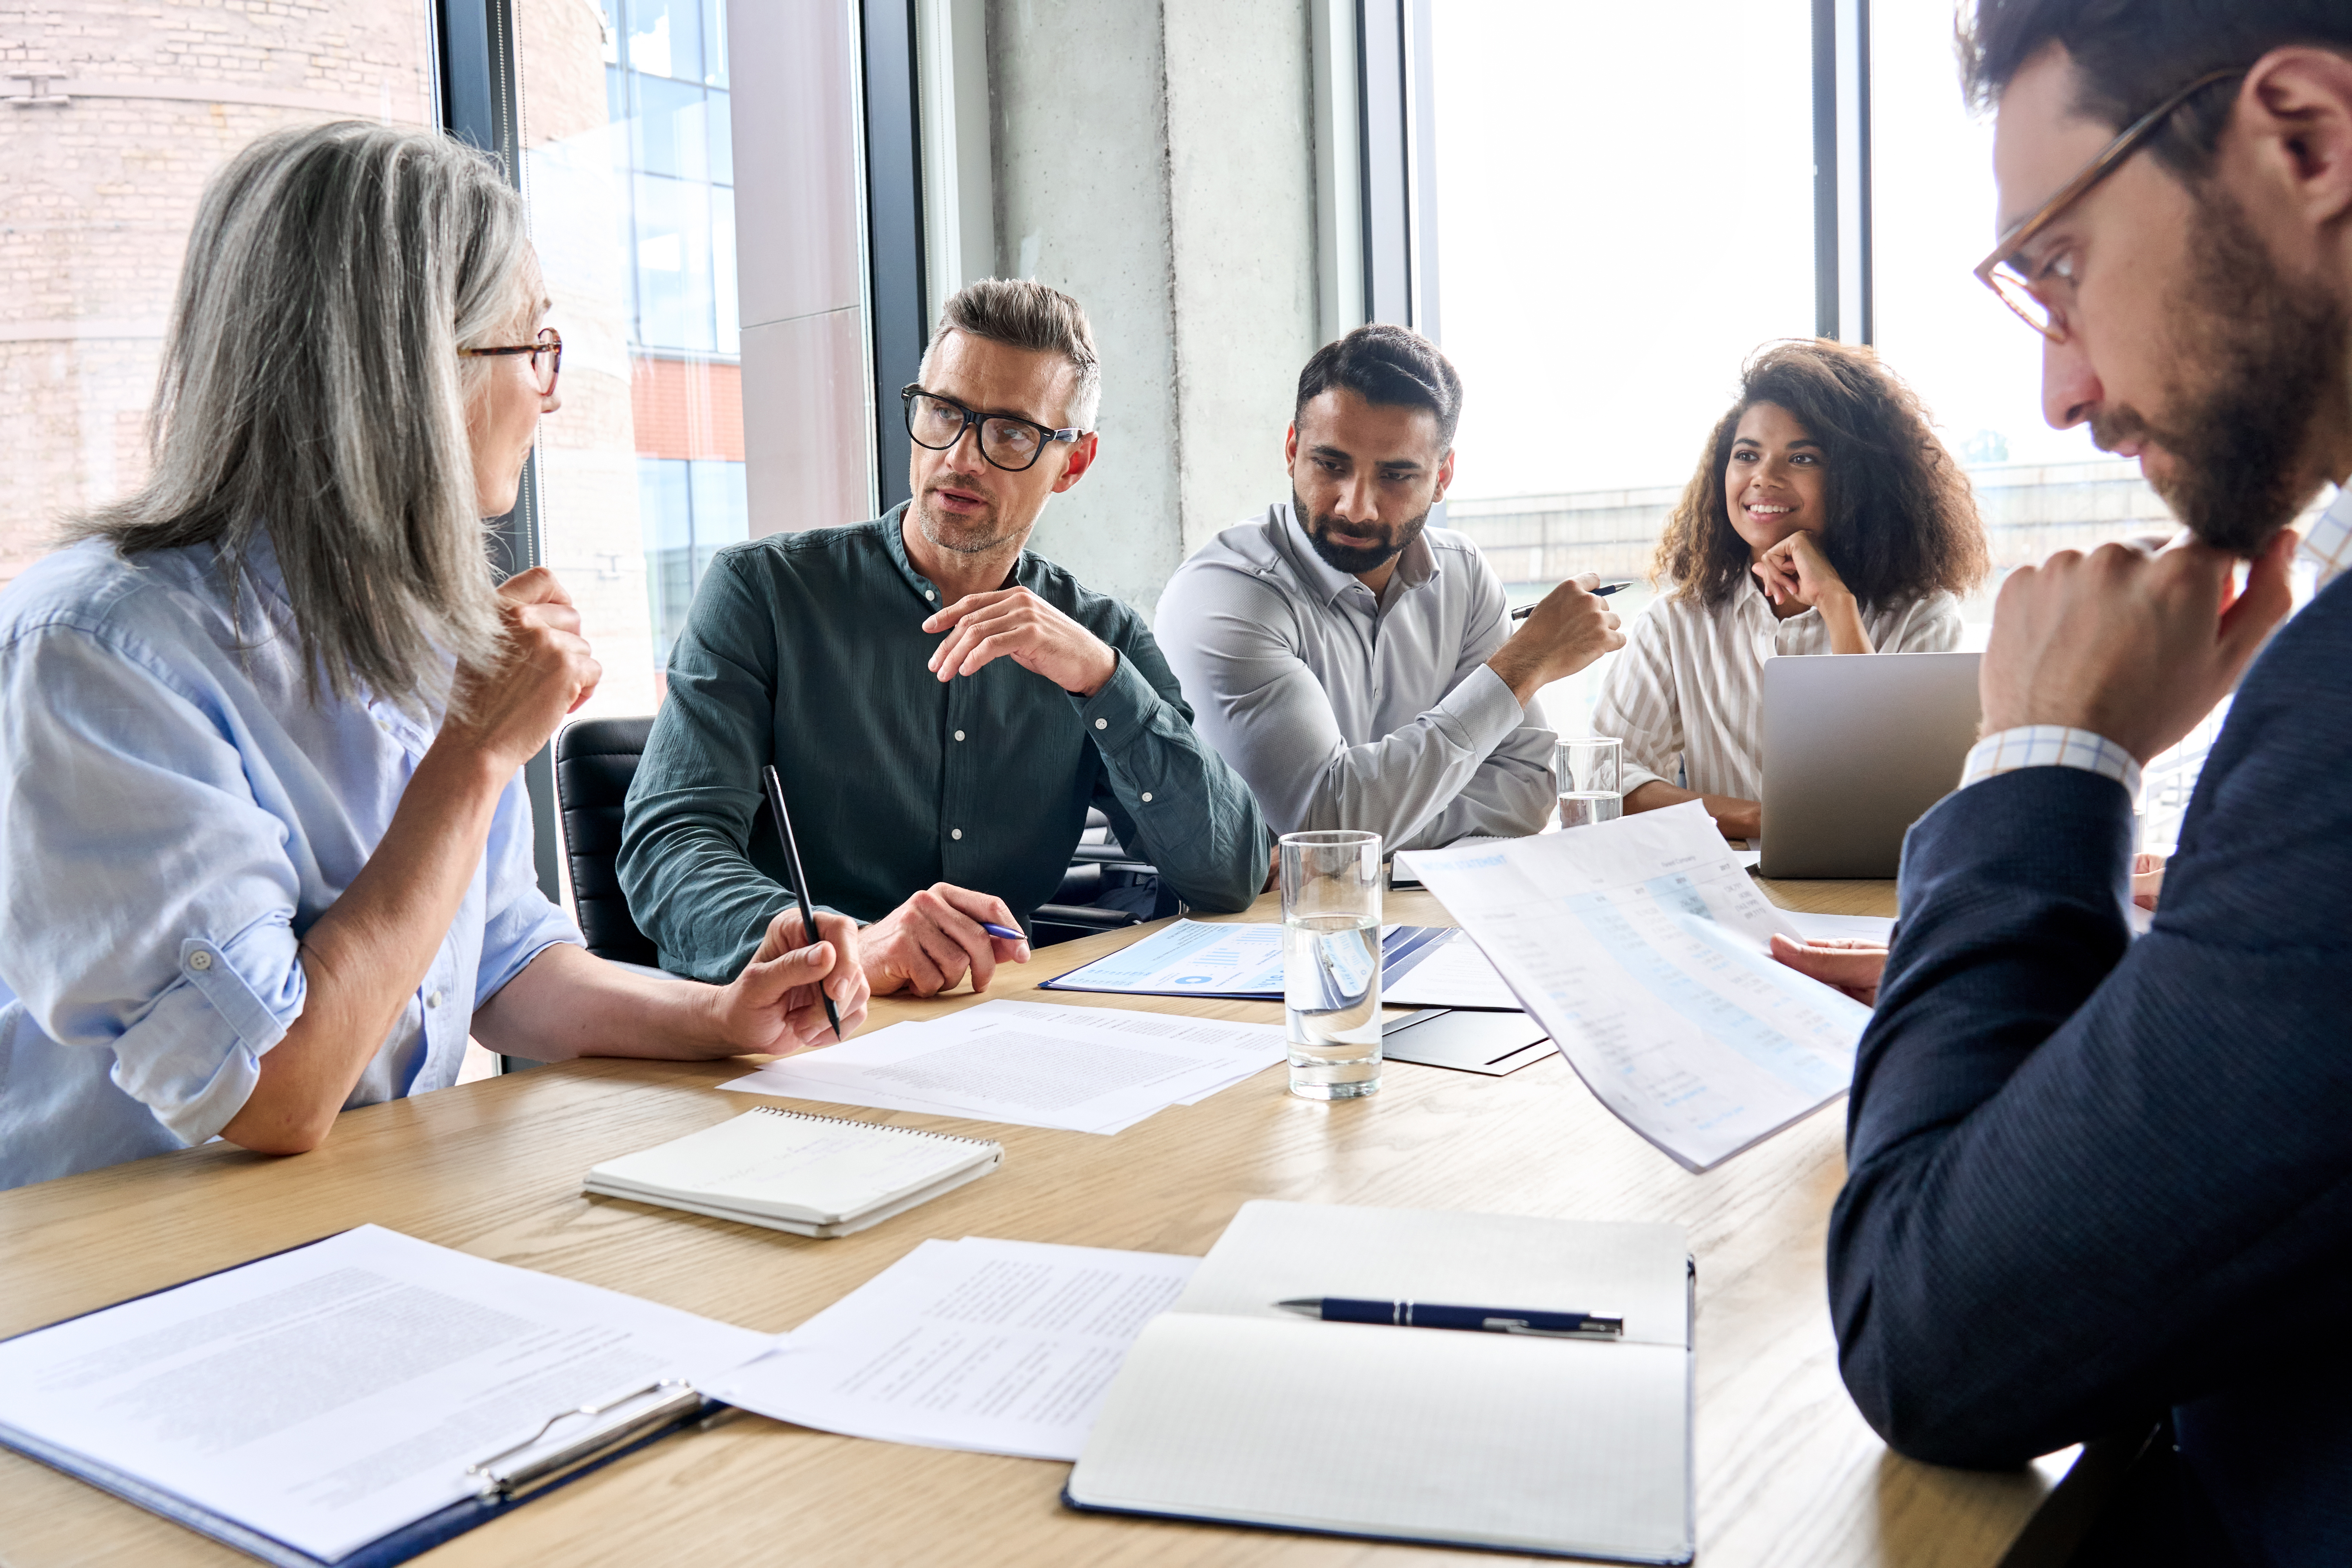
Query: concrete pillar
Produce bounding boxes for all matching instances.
[984,0,1319,617]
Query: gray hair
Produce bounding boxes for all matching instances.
[64,120,534,717]
[922,278,1102,430]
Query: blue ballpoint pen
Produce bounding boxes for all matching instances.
[1276,1296,1623,1339]
[981,922,1025,942]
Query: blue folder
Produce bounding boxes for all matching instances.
[0,1232,726,1568]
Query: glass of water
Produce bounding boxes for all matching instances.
[1555,737,1623,829]
[1279,830,1383,1100]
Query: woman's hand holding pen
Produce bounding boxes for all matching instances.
[710,907,871,1056]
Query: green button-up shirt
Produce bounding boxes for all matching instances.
[618,508,1269,981]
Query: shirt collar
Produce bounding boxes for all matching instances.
[1276,501,1441,608]
[2302,485,2352,589]
[878,500,1036,606]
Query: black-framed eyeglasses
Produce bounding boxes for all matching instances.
[901,384,1084,472]
[1975,69,2242,343]
[461,326,563,395]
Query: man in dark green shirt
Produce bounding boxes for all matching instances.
[619,279,1267,996]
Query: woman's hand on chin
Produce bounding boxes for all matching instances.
[1753,531,1851,611]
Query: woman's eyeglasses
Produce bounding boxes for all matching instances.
[461,326,563,395]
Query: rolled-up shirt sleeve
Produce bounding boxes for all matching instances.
[0,624,309,1147]
[474,767,583,1008]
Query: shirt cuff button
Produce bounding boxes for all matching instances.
[1141,792,1153,803]
[1094,717,1107,730]
[189,950,213,972]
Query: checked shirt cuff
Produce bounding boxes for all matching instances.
[1959,726,2142,802]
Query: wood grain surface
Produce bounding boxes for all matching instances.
[0,879,2062,1568]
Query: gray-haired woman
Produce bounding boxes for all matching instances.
[0,121,867,1190]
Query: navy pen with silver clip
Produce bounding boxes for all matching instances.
[1276,1297,1623,1339]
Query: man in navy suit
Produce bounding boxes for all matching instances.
[1784,3,2352,1562]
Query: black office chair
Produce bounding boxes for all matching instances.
[1031,810,1174,947]
[553,717,661,967]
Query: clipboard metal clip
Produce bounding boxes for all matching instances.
[465,1378,704,1500]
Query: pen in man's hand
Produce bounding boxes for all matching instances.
[760,764,843,1041]
[1276,1296,1623,1339]
[1511,581,1629,621]
[981,922,1025,942]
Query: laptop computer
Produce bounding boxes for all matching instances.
[1758,651,1981,879]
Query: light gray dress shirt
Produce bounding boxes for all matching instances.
[1154,503,1555,853]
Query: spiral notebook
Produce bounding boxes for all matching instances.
[584,1108,1003,1238]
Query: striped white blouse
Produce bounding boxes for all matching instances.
[1590,579,1963,802]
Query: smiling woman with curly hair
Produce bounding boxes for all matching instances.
[1590,339,1991,841]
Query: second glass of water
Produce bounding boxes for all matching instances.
[1279,830,1383,1100]
[1556,736,1624,829]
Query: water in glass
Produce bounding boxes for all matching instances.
[1283,913,1382,1099]
[1557,790,1623,829]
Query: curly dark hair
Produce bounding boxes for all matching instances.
[1653,340,1990,612]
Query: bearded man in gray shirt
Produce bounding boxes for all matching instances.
[1155,325,1624,853]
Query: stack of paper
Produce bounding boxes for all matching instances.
[709,1237,1199,1461]
[721,1000,1287,1134]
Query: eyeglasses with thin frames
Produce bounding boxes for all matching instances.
[460,326,563,395]
[1974,69,2242,343]
[901,384,1084,473]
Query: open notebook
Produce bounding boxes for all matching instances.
[584,1108,1002,1238]
[1065,1202,1693,1564]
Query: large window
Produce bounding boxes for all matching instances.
[1430,0,1818,736]
[0,3,437,591]
[517,0,869,708]
[1429,0,2323,850]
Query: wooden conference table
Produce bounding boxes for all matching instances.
[0,874,2080,1568]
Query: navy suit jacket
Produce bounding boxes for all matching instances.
[1828,572,2352,1567]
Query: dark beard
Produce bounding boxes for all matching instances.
[2092,184,2348,554]
[1296,488,1432,576]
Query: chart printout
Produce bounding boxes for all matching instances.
[1405,802,1872,1170]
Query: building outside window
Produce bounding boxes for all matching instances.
[0,2,437,591]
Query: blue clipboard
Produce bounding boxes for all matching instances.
[0,1231,728,1568]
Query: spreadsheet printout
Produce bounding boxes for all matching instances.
[1406,802,1871,1170]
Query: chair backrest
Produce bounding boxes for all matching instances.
[553,717,661,967]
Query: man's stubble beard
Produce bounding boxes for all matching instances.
[2094,183,2350,555]
[915,488,1024,557]
[1296,486,1433,576]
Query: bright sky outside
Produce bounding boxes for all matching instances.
[1431,0,2115,504]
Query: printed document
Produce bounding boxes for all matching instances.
[1404,802,1871,1170]
[0,1226,774,1563]
[710,1237,1198,1460]
[1040,920,1452,1001]
[722,1000,1287,1134]
[1377,929,1522,1011]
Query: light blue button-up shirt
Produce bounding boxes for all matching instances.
[0,536,580,1190]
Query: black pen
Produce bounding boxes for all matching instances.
[1511,581,1629,621]
[1276,1296,1623,1339]
[760,763,843,1041]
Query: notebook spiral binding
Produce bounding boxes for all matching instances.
[748,1105,996,1149]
